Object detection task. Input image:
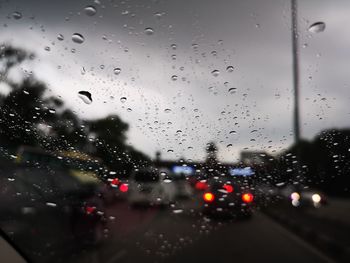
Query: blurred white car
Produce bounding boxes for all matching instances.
[128,168,177,207]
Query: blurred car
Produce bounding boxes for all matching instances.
[0,166,107,261]
[200,176,255,218]
[171,172,193,199]
[128,167,177,207]
[99,177,129,204]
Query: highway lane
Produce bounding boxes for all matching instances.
[79,200,334,263]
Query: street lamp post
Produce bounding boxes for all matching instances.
[291,0,301,145]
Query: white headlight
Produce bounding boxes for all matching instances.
[312,193,321,203]
[291,192,300,201]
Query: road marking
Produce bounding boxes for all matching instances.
[260,213,336,263]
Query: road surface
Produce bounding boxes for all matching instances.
[75,199,334,263]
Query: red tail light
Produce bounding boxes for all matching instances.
[223,184,234,193]
[119,183,128,193]
[203,192,215,202]
[111,178,120,186]
[85,206,96,215]
[195,181,208,190]
[242,193,254,203]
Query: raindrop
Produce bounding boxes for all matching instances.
[57,34,64,41]
[171,44,177,50]
[173,209,183,214]
[192,43,199,49]
[153,12,164,19]
[211,70,220,77]
[84,5,97,16]
[228,87,236,94]
[48,109,56,114]
[12,11,22,20]
[171,75,178,81]
[229,130,236,134]
[46,202,57,207]
[114,68,121,75]
[226,66,234,73]
[72,33,85,44]
[127,108,132,112]
[144,27,154,35]
[227,144,233,148]
[120,97,127,103]
[308,22,326,33]
[78,91,92,104]
[164,108,172,113]
[44,46,51,51]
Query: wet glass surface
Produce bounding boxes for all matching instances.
[0,0,350,262]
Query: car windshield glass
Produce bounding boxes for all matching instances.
[0,1,350,263]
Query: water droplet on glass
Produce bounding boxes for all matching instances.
[127,108,132,112]
[46,202,57,207]
[192,43,199,49]
[48,109,56,114]
[144,27,154,35]
[114,68,121,75]
[163,179,172,183]
[171,75,178,81]
[12,12,22,20]
[227,144,233,148]
[308,22,326,33]
[211,70,219,77]
[228,87,236,94]
[164,108,172,113]
[173,209,183,214]
[171,44,177,50]
[226,66,234,73]
[120,97,127,103]
[72,33,85,44]
[57,34,64,41]
[78,91,92,104]
[44,46,51,51]
[84,5,97,16]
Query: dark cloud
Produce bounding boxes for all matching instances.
[0,0,349,161]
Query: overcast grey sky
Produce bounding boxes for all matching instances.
[0,0,349,162]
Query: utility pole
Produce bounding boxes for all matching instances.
[291,0,301,145]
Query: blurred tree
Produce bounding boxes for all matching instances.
[0,44,34,84]
[86,115,149,173]
[0,44,149,171]
[279,129,350,196]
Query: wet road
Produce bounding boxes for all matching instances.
[78,200,334,263]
